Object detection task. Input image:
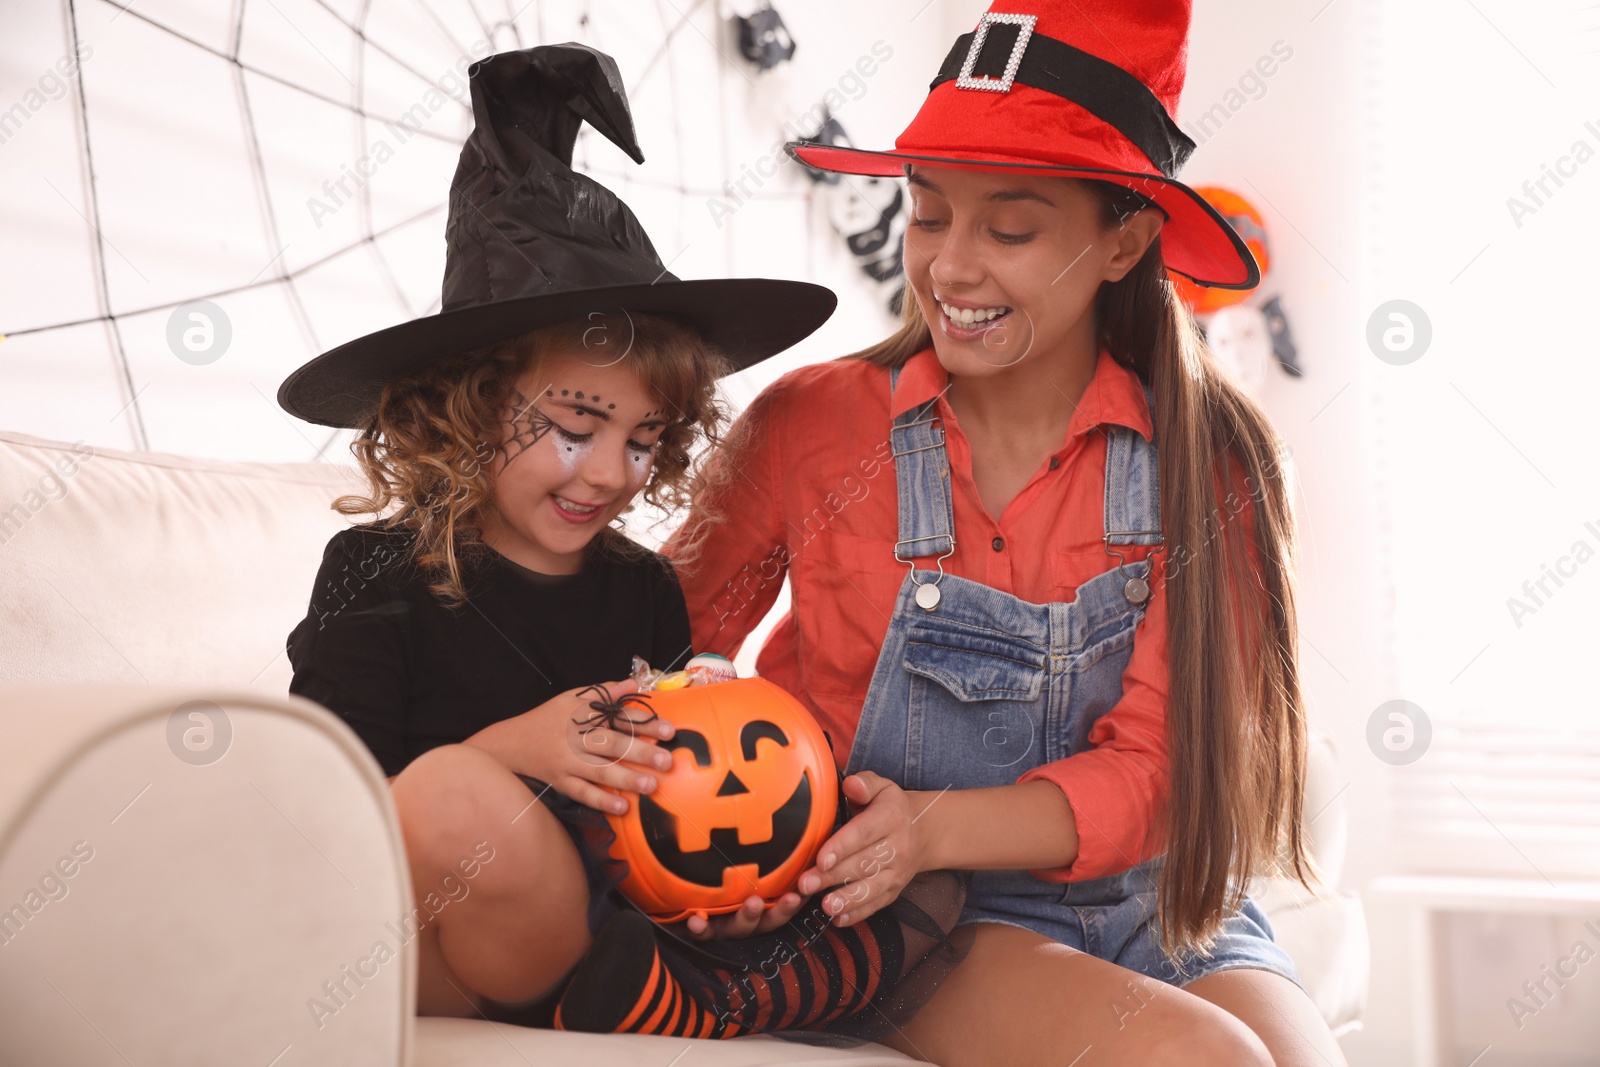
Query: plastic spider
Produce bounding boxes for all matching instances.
[572,681,659,736]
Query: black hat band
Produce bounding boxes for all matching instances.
[929,22,1196,179]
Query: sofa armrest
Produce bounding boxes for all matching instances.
[1301,731,1348,887]
[0,684,413,1067]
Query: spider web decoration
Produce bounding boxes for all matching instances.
[0,0,828,462]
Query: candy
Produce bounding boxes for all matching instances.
[685,652,738,682]
[629,653,738,692]
[654,670,692,691]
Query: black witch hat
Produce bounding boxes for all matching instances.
[278,43,836,429]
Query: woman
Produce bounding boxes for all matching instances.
[662,1,1348,1063]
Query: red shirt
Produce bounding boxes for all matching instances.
[665,344,1194,882]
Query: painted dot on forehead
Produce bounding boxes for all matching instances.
[575,391,584,399]
[608,403,616,410]
[561,390,569,395]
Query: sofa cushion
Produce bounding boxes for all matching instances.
[0,430,358,691]
[413,1016,920,1065]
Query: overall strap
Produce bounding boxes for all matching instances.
[887,364,1163,601]
[888,361,956,561]
[1100,382,1164,606]
[1102,383,1164,547]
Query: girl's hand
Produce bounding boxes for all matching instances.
[793,772,931,928]
[668,890,809,941]
[485,678,678,815]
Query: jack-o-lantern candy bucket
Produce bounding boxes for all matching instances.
[602,677,838,922]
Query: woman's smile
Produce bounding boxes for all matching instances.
[903,165,1120,376]
[934,296,1014,341]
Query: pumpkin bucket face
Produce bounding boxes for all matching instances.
[603,677,838,922]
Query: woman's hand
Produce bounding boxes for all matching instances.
[668,771,930,940]
[793,771,934,928]
[465,677,677,815]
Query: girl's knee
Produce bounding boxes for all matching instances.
[391,744,538,860]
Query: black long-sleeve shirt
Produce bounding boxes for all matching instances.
[286,524,693,777]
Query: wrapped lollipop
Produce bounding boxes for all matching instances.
[685,652,737,683]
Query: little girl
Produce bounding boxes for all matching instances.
[280,43,967,1044]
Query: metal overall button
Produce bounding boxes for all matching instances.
[1103,533,1161,606]
[895,538,956,611]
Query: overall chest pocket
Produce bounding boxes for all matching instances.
[900,614,1049,787]
[902,615,1047,701]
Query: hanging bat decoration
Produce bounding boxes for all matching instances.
[1260,295,1303,377]
[793,109,909,315]
[733,2,796,71]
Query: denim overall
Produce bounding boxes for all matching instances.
[841,362,1300,989]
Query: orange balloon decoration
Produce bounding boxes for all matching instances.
[1169,187,1270,315]
[603,677,839,922]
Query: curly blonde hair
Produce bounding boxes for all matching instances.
[335,312,738,604]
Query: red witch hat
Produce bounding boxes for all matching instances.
[786,0,1259,290]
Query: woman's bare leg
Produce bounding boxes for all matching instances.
[389,743,593,1015]
[875,922,1273,1067]
[1183,969,1349,1067]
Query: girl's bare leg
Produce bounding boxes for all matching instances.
[389,743,593,1015]
[1183,969,1349,1067]
[876,922,1273,1067]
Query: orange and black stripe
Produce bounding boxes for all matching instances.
[554,912,753,1038]
[555,907,906,1038]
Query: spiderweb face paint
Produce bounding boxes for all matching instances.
[501,387,556,466]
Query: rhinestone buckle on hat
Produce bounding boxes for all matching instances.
[956,12,1038,93]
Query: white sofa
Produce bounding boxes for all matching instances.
[0,429,1368,1065]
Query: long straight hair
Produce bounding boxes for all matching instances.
[845,181,1317,957]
